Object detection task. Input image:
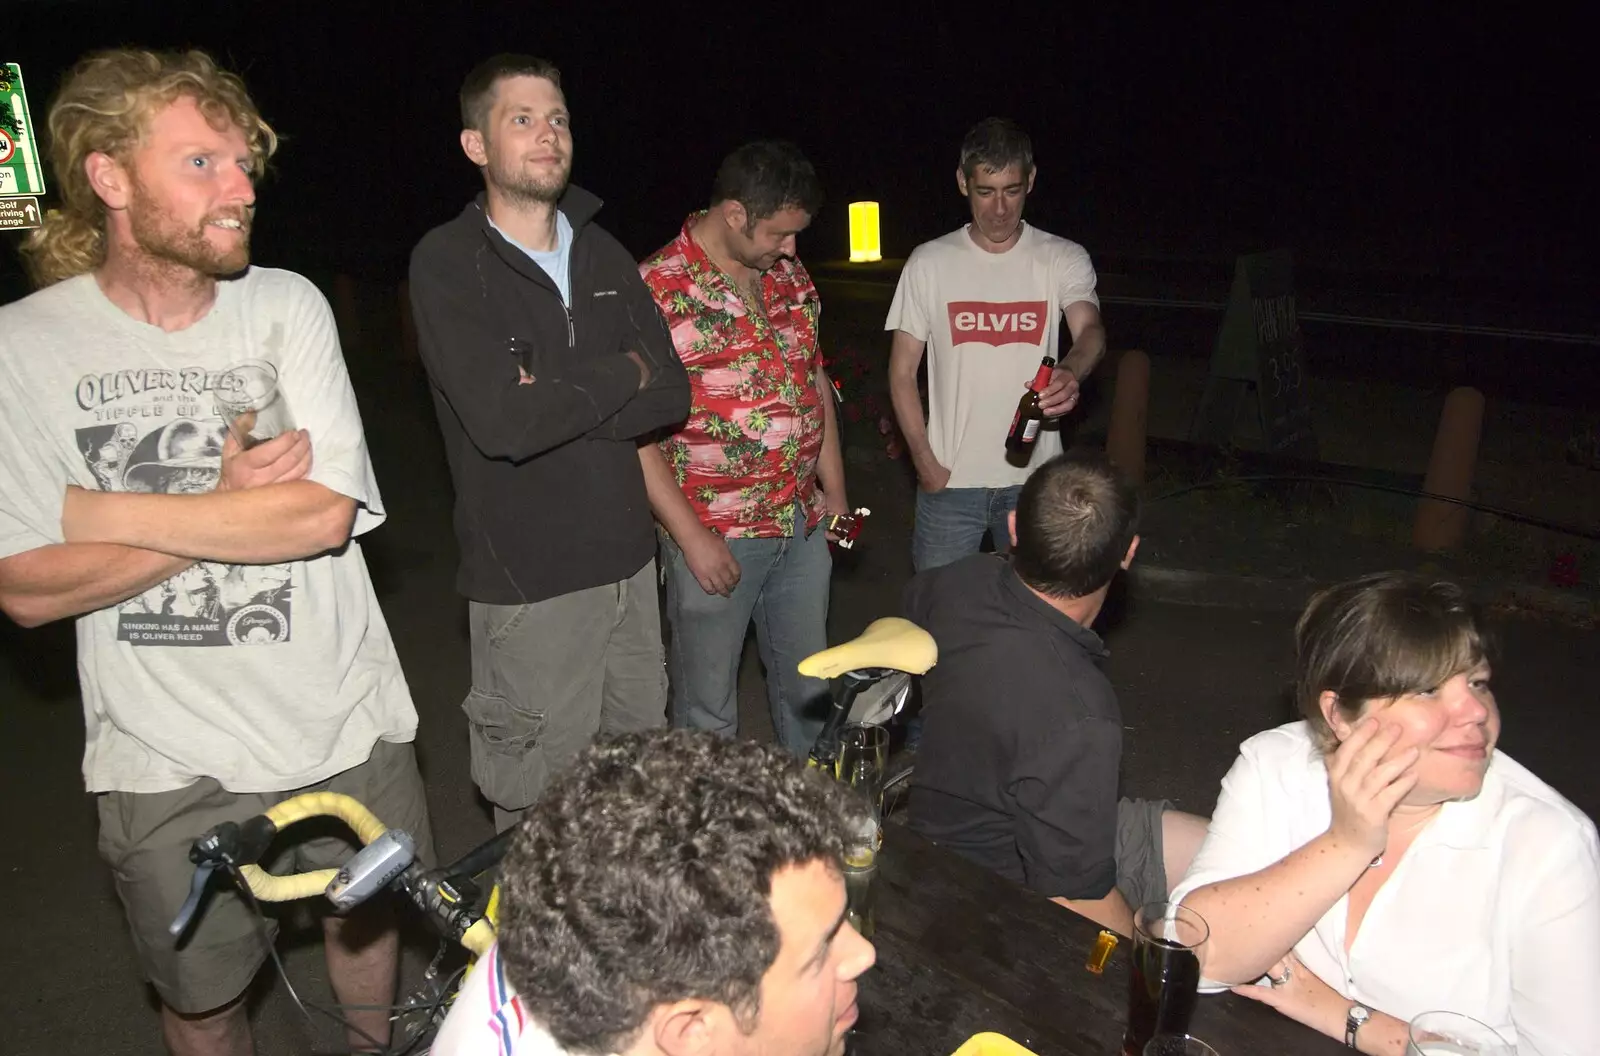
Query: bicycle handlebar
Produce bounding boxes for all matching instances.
[171,790,497,957]
[235,792,391,901]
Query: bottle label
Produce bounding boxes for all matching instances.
[1022,419,1040,441]
[1031,361,1056,392]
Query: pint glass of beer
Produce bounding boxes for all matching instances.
[216,359,295,450]
[1123,902,1208,1056]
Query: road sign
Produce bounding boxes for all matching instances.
[0,63,46,197]
[1190,249,1318,457]
[0,195,42,230]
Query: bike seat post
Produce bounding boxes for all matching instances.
[810,672,877,771]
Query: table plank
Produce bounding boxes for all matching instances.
[852,823,1348,1056]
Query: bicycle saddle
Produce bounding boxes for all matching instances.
[797,617,937,679]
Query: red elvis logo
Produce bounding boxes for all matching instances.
[946,300,1047,347]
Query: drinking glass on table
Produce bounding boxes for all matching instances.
[1406,1011,1514,1056]
[1122,902,1209,1056]
[838,724,888,937]
[841,809,878,938]
[215,359,295,450]
[1144,1036,1219,1056]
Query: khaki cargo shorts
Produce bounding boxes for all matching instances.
[96,739,434,1014]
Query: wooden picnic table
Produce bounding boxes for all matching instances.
[851,822,1350,1055]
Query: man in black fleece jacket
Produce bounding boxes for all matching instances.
[409,54,689,830]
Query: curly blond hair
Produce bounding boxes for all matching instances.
[20,49,277,287]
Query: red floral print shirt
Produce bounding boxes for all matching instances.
[639,213,825,538]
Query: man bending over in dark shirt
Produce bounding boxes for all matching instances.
[904,449,1207,935]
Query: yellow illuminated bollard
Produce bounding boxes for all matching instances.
[848,201,881,263]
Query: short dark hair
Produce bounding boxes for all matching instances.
[1294,572,1492,753]
[497,729,868,1054]
[709,140,824,224]
[1011,449,1140,598]
[959,117,1034,180]
[459,53,562,131]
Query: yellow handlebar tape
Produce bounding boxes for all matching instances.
[233,792,392,903]
[459,917,496,957]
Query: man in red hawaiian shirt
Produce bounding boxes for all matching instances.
[638,141,847,757]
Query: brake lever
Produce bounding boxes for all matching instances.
[168,861,218,938]
[167,817,273,941]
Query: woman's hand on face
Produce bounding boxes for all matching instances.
[1325,716,1421,859]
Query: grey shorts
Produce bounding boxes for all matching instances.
[1114,796,1173,912]
[96,738,434,1014]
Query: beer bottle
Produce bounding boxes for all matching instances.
[1005,355,1056,455]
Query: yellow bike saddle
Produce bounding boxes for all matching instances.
[797,617,937,679]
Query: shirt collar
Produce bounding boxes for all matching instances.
[674,211,803,298]
[998,560,1109,660]
[676,210,739,295]
[1416,756,1508,851]
[487,209,571,260]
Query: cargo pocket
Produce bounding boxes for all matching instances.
[461,687,547,811]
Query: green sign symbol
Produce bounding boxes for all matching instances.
[0,62,46,197]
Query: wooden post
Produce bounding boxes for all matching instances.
[398,279,419,365]
[1106,348,1150,485]
[1413,386,1485,552]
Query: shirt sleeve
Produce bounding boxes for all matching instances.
[0,358,69,560]
[640,256,713,368]
[1056,242,1100,311]
[883,249,932,341]
[274,275,386,537]
[1009,712,1121,899]
[430,943,505,1056]
[1170,740,1283,905]
[589,259,690,441]
[1507,813,1600,1055]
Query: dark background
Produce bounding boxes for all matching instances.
[2,2,1595,297]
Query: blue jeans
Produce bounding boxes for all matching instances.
[663,524,832,757]
[912,486,1024,572]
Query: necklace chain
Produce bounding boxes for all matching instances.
[1367,809,1440,869]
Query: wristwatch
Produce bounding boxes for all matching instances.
[1344,1003,1371,1047]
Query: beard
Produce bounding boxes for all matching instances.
[127,177,252,277]
[485,142,572,206]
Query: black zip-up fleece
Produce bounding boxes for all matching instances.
[408,186,689,605]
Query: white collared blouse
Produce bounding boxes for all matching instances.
[1172,721,1600,1056]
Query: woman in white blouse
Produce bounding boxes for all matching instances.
[1173,572,1599,1055]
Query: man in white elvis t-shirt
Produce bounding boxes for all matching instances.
[886,117,1107,573]
[0,49,427,1055]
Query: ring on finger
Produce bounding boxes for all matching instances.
[1267,965,1292,987]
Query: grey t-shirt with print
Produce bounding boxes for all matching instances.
[0,268,417,794]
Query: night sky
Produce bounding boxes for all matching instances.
[2,2,1594,293]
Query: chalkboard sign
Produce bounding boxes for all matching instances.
[1190,249,1317,456]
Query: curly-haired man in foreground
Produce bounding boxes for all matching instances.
[432,729,878,1056]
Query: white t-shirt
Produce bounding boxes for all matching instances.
[0,269,418,794]
[1171,721,1600,1056]
[884,223,1099,489]
[432,943,579,1056]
